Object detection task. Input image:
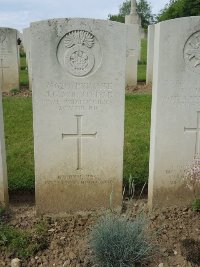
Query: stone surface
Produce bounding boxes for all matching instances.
[31,18,126,214]
[126,24,139,87]
[146,24,155,84]
[0,28,19,92]
[0,90,8,207]
[11,258,21,267]
[22,27,32,90]
[148,17,200,208]
[125,0,141,64]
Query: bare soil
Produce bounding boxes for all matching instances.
[126,83,152,95]
[0,197,200,267]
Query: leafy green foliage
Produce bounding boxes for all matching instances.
[90,215,156,266]
[157,0,200,22]
[108,0,154,28]
[108,14,125,23]
[192,199,200,212]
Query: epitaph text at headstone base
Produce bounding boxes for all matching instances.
[0,28,19,92]
[31,19,126,214]
[148,17,200,208]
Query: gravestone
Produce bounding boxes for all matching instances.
[126,24,139,87]
[0,90,8,207]
[146,24,155,85]
[0,28,19,92]
[149,17,200,208]
[31,18,126,214]
[125,0,140,86]
[22,28,32,90]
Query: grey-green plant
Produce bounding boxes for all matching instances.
[90,215,156,267]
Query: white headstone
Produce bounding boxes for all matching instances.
[0,28,19,92]
[22,28,32,90]
[0,90,8,207]
[126,24,139,87]
[149,17,200,208]
[31,18,126,214]
[146,24,155,85]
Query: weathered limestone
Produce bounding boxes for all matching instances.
[31,18,126,214]
[125,0,140,25]
[125,0,140,86]
[126,24,139,87]
[149,17,200,208]
[0,90,8,207]
[22,28,32,90]
[0,28,19,92]
[146,24,155,85]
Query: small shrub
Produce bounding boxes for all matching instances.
[192,199,200,212]
[10,88,20,95]
[90,215,156,267]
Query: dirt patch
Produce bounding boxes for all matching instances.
[0,199,199,266]
[126,83,152,95]
[3,87,32,98]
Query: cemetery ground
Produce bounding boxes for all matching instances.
[0,41,200,267]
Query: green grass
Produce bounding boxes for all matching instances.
[20,56,27,69]
[3,98,34,191]
[20,69,29,86]
[140,39,147,65]
[137,39,147,82]
[124,94,151,187]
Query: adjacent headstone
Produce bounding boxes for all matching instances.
[148,17,200,208]
[0,28,19,92]
[31,18,126,214]
[0,87,8,207]
[22,28,32,90]
[146,24,155,85]
[125,0,142,61]
[126,24,139,87]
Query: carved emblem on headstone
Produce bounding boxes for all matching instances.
[184,31,200,73]
[64,31,95,76]
[0,29,6,44]
[57,30,102,77]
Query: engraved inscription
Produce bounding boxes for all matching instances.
[184,111,200,155]
[184,31,200,73]
[57,30,102,77]
[62,115,97,170]
[40,81,113,111]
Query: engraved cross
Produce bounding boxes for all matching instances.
[184,111,200,155]
[0,58,9,91]
[62,115,97,170]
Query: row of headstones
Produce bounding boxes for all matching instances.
[0,28,20,92]
[0,16,200,215]
[0,24,139,94]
